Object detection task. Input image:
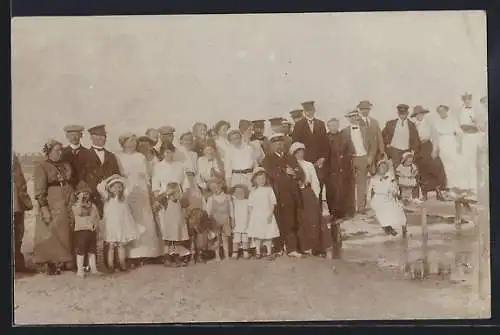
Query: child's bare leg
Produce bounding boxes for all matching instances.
[222,236,230,261]
[232,235,240,259]
[263,239,273,257]
[214,234,222,261]
[107,244,115,270]
[117,244,127,270]
[242,234,250,258]
[76,254,85,277]
[254,239,263,258]
[88,253,102,275]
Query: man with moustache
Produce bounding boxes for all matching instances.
[289,109,304,124]
[356,100,385,173]
[146,128,162,160]
[262,133,305,258]
[157,126,176,160]
[250,119,271,154]
[269,117,293,153]
[291,100,329,203]
[62,125,91,190]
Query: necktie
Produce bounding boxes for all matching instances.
[72,148,79,155]
[93,147,105,152]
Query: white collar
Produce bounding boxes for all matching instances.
[69,143,81,150]
[305,117,314,123]
[275,152,283,157]
[92,146,104,150]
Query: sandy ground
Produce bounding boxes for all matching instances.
[14,176,489,324]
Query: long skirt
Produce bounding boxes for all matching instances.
[461,133,481,194]
[415,141,446,192]
[438,134,463,189]
[32,185,73,264]
[297,186,324,252]
[126,184,163,259]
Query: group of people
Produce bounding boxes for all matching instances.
[12,93,488,277]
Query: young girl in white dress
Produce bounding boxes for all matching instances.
[368,160,407,237]
[230,184,251,259]
[395,152,419,204]
[97,174,145,272]
[246,167,280,260]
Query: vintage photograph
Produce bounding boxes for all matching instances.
[11,11,489,324]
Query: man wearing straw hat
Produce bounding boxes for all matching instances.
[356,100,385,171]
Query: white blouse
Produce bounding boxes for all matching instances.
[224,144,257,179]
[298,159,321,199]
[151,160,187,194]
[433,116,463,137]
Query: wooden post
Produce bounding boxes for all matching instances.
[477,130,490,301]
[421,206,429,278]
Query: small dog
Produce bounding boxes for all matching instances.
[186,207,217,263]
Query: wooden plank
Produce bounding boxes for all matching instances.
[421,207,429,278]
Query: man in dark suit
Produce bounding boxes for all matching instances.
[357,100,385,173]
[81,124,121,218]
[262,133,305,258]
[250,119,270,155]
[62,125,91,190]
[269,117,292,153]
[291,100,330,199]
[382,104,421,169]
[289,109,304,125]
[158,126,176,160]
[341,110,375,215]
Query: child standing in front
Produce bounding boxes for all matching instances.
[97,174,144,272]
[246,167,280,260]
[230,184,251,259]
[71,183,102,278]
[368,160,407,237]
[206,178,234,262]
[395,152,419,204]
[155,182,191,267]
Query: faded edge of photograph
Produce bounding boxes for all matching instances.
[11,10,490,324]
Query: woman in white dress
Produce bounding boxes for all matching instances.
[116,133,162,264]
[213,120,231,164]
[432,105,464,190]
[368,160,407,237]
[289,142,325,256]
[152,142,189,255]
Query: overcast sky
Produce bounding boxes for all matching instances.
[11,11,487,153]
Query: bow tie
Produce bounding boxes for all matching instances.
[307,119,314,123]
[351,126,359,130]
[93,147,105,152]
[465,107,472,109]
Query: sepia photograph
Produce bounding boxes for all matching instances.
[11,11,490,324]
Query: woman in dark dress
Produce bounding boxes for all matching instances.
[33,140,74,275]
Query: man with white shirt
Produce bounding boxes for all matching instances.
[382,104,421,169]
[411,106,446,200]
[341,110,374,214]
[225,129,257,188]
[459,93,482,196]
[62,124,90,189]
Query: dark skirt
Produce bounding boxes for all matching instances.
[297,186,324,252]
[415,141,447,192]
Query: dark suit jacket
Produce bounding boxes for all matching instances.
[341,124,375,162]
[62,145,91,189]
[359,116,385,159]
[291,118,329,164]
[262,152,304,208]
[80,148,121,217]
[382,118,420,153]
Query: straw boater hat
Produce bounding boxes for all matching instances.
[411,105,429,118]
[289,142,305,156]
[344,109,359,118]
[268,133,285,143]
[105,174,126,191]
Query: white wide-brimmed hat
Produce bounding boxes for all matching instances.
[289,142,305,156]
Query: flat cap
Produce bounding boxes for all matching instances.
[269,117,285,126]
[396,104,410,111]
[88,124,106,136]
[300,100,315,111]
[461,92,473,100]
[252,120,266,127]
[289,109,303,119]
[268,133,285,143]
[158,126,176,135]
[357,100,373,109]
[63,124,85,133]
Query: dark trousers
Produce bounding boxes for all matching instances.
[274,202,300,253]
[13,212,26,270]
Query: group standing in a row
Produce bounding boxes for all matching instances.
[12,93,487,276]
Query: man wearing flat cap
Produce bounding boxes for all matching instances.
[250,120,271,155]
[357,100,385,169]
[382,104,421,170]
[289,109,304,124]
[341,110,373,215]
[62,125,91,190]
[145,128,162,160]
[291,101,330,201]
[262,133,305,258]
[81,124,121,219]
[269,117,292,153]
[158,125,176,160]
